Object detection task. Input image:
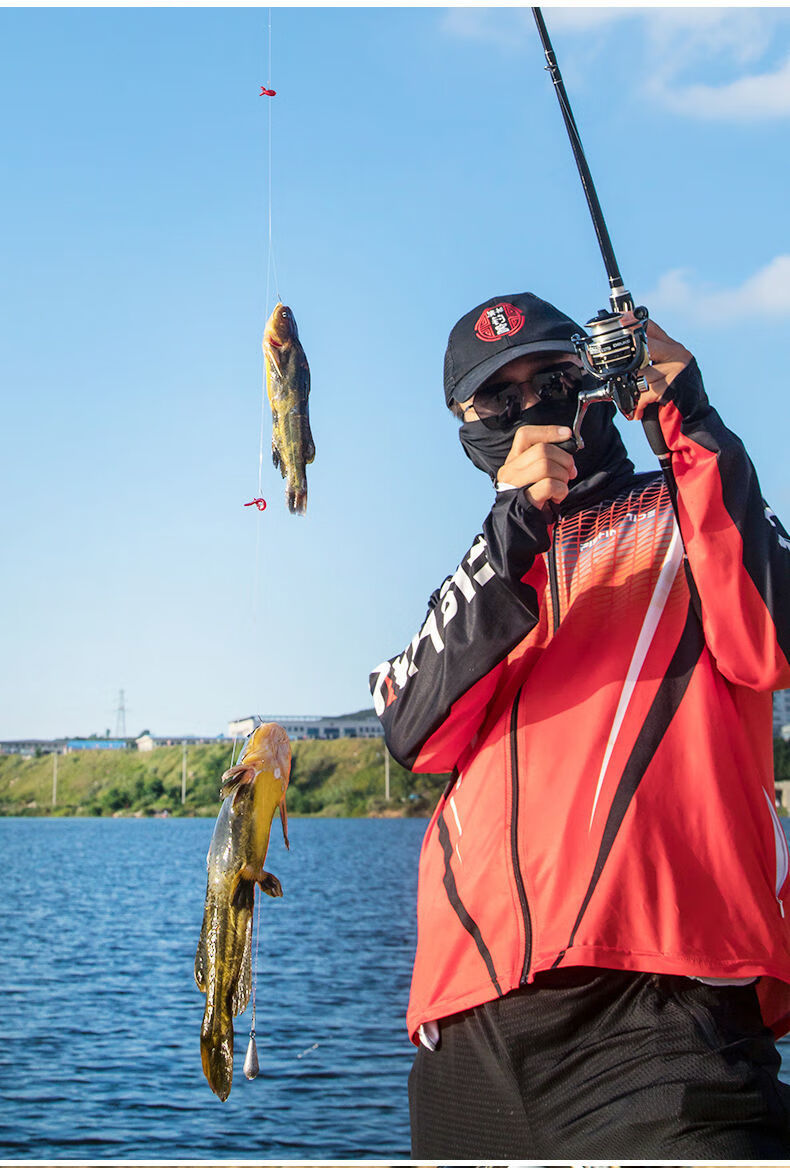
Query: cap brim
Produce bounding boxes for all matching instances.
[451,340,578,404]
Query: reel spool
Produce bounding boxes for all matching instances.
[564,306,650,451]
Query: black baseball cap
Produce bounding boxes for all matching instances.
[443,292,584,406]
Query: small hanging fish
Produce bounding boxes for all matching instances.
[262,303,315,515]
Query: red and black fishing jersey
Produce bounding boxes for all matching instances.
[370,360,790,1043]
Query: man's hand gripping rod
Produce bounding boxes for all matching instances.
[531,7,669,469]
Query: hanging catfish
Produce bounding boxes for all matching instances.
[194,722,291,1101]
[262,303,315,515]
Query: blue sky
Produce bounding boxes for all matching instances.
[2,6,789,740]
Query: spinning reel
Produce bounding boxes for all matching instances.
[567,302,650,451]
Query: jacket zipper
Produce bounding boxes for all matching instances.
[509,526,559,982]
[510,685,532,982]
[548,525,561,632]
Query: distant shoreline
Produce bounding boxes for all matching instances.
[4,738,789,819]
[0,738,447,820]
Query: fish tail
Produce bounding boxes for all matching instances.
[287,485,307,516]
[200,999,234,1102]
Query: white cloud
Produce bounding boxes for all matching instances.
[649,54,790,121]
[542,7,641,33]
[440,6,790,121]
[440,6,635,46]
[439,7,526,51]
[438,6,638,51]
[643,255,790,323]
[640,7,773,70]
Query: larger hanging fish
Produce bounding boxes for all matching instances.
[262,302,315,515]
[194,722,291,1101]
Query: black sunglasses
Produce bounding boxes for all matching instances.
[470,362,584,430]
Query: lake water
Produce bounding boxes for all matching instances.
[2,816,790,1160]
[0,817,423,1160]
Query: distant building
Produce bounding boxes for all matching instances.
[228,709,383,742]
[135,734,228,752]
[66,738,129,752]
[2,715,384,758]
[0,739,66,757]
[227,717,260,739]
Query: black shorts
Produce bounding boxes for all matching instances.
[408,968,790,1159]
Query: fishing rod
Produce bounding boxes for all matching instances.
[531,7,672,479]
[532,7,630,314]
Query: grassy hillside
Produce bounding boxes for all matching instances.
[0,739,448,819]
[7,736,788,819]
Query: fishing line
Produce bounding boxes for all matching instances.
[252,5,285,524]
[265,5,281,310]
[240,781,260,1084]
[250,875,264,1035]
[243,792,265,1081]
[250,8,280,633]
[242,893,263,1080]
[244,17,279,1079]
[259,6,275,503]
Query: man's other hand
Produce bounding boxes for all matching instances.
[497,425,577,511]
[622,314,693,421]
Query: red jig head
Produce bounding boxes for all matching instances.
[259,87,277,97]
[244,498,267,511]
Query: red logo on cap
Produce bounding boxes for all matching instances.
[474,303,525,342]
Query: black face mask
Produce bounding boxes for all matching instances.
[458,395,633,503]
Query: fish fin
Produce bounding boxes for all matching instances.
[231,912,253,1017]
[271,441,282,472]
[232,784,251,810]
[280,795,290,850]
[220,762,250,785]
[230,874,255,911]
[258,870,283,898]
[194,909,209,993]
[219,764,254,801]
[266,348,283,378]
[304,424,316,465]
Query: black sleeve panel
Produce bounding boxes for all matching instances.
[369,491,552,771]
[664,358,790,675]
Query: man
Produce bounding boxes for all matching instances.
[369,292,790,1158]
